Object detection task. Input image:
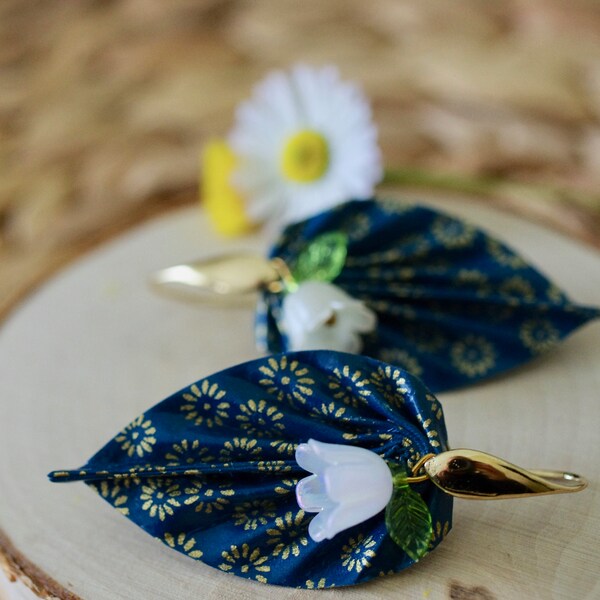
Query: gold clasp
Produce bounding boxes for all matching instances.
[407,449,587,500]
[149,254,291,304]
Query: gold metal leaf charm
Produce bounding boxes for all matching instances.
[150,254,287,304]
[423,449,587,500]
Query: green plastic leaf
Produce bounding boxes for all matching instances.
[291,231,348,284]
[385,479,433,562]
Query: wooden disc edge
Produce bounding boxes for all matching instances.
[0,527,82,600]
[0,194,195,599]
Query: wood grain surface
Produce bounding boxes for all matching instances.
[2,0,600,332]
[0,197,598,599]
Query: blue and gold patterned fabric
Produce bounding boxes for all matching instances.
[49,351,452,588]
[257,199,599,392]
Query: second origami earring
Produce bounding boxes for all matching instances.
[152,198,598,393]
[49,350,588,588]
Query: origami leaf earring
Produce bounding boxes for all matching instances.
[49,351,587,588]
[152,199,599,393]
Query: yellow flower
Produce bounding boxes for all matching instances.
[229,65,382,227]
[201,139,254,237]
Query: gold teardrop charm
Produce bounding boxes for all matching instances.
[422,449,587,500]
[150,254,288,303]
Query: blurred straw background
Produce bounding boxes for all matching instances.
[1,0,600,316]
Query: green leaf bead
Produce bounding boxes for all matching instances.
[385,470,433,562]
[291,232,348,284]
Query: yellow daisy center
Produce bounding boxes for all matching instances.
[281,130,329,183]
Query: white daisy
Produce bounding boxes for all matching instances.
[229,64,382,227]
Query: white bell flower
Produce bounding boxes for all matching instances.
[295,439,393,542]
[281,281,377,353]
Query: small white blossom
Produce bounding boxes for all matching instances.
[281,281,376,353]
[295,439,393,542]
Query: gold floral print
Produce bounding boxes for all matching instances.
[339,212,371,242]
[139,478,181,521]
[346,247,404,268]
[546,282,566,303]
[417,414,441,449]
[233,500,278,531]
[312,401,346,418]
[235,399,285,438]
[274,478,298,495]
[328,365,371,408]
[219,544,270,584]
[400,436,424,471]
[499,275,535,302]
[183,478,235,513]
[180,379,229,428]
[256,460,292,473]
[379,348,423,377]
[450,334,496,377]
[456,268,488,287]
[115,414,156,458]
[426,393,443,421]
[520,319,560,353]
[487,238,527,269]
[367,299,417,321]
[88,480,129,515]
[456,268,492,297]
[431,520,450,547]
[258,356,315,405]
[370,365,409,406]
[163,532,203,559]
[305,578,332,589]
[341,534,377,573]
[164,439,214,466]
[220,437,262,460]
[376,198,415,215]
[266,510,309,559]
[269,439,298,456]
[431,216,475,249]
[401,322,445,353]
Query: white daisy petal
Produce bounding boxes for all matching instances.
[229,65,382,227]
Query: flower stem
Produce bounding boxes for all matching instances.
[382,167,600,211]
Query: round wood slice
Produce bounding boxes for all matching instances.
[1,197,599,600]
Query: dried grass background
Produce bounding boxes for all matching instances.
[2,0,600,314]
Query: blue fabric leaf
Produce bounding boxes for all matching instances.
[257,199,599,392]
[49,351,453,588]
